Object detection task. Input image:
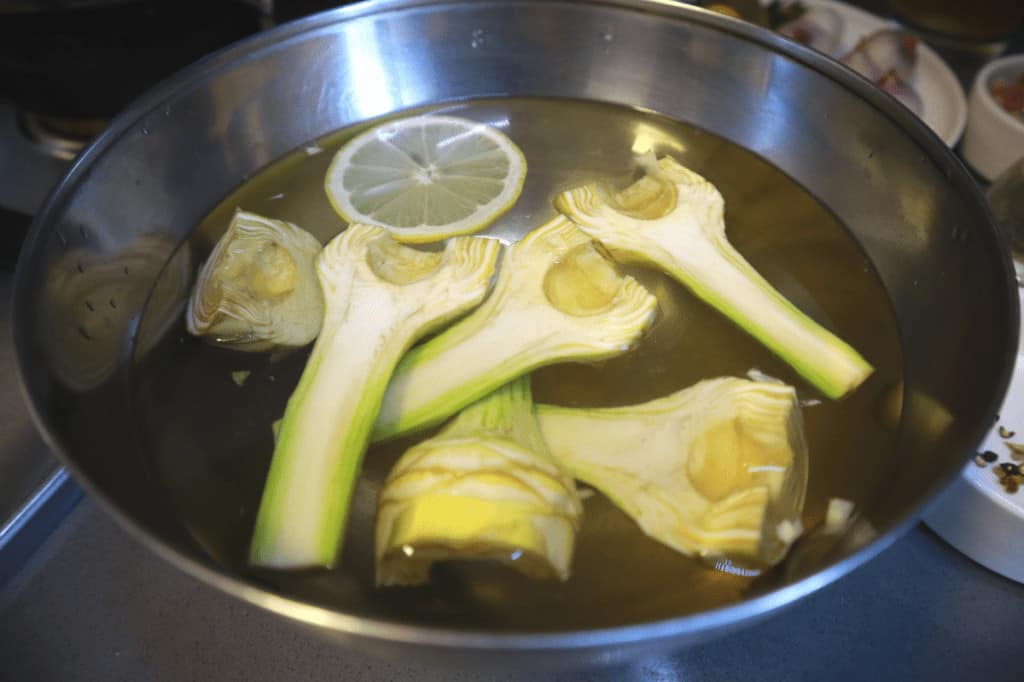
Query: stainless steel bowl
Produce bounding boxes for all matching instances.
[13,0,1018,667]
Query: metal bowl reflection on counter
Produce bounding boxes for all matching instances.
[11,0,1019,668]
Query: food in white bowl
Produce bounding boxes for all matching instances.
[960,55,1024,182]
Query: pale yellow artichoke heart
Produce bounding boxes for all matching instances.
[187,209,323,351]
[376,377,582,586]
[536,377,808,568]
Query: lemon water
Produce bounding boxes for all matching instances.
[133,98,902,629]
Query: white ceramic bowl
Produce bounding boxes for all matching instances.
[960,54,1024,182]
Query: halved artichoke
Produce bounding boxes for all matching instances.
[186,209,323,351]
[556,154,873,400]
[536,377,809,569]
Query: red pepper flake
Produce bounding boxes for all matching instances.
[990,77,1024,115]
[899,34,917,62]
[791,26,814,45]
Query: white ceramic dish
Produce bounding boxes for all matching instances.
[796,0,968,147]
[925,269,1024,584]
[959,54,1024,182]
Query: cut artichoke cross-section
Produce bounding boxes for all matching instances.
[371,215,659,442]
[187,209,324,351]
[536,377,809,568]
[556,155,873,399]
[250,225,500,570]
[376,376,583,586]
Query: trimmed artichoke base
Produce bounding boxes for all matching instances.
[376,437,581,586]
[555,154,873,400]
[376,376,582,586]
[187,209,323,351]
[537,377,809,569]
[371,215,658,442]
[250,225,500,569]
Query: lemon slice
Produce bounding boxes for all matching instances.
[325,115,526,243]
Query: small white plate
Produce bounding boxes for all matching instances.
[797,0,968,147]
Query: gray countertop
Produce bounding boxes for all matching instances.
[2,499,1022,681]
